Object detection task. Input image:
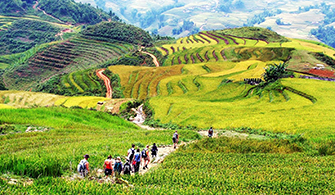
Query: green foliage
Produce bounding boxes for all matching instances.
[0,71,7,90]
[0,107,199,179]
[119,100,143,120]
[0,0,27,16]
[262,62,289,83]
[0,124,15,134]
[311,26,335,48]
[310,52,335,68]
[218,27,289,43]
[318,140,335,156]
[0,19,60,55]
[35,68,123,98]
[38,0,119,24]
[81,21,153,46]
[244,9,282,26]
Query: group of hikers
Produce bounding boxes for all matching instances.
[77,142,160,177]
[77,129,217,177]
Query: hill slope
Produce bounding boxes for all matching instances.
[104,27,335,139]
[1,21,154,91]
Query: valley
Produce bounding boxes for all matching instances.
[1,0,335,194]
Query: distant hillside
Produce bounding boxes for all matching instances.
[0,19,61,55]
[0,0,121,56]
[78,0,335,45]
[0,0,119,24]
[81,22,153,46]
[1,20,155,91]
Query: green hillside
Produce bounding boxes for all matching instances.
[104,27,335,140]
[0,19,61,55]
[0,0,120,58]
[1,26,335,194]
[1,20,158,91]
[0,0,119,24]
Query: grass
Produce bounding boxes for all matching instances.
[149,78,335,140]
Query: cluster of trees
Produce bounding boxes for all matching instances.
[0,71,7,90]
[311,26,335,48]
[39,0,120,24]
[0,0,119,24]
[0,0,31,16]
[0,19,60,55]
[310,3,335,48]
[172,20,199,36]
[81,21,153,46]
[123,3,185,29]
[244,9,282,26]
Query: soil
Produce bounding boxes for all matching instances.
[96,69,113,99]
[309,69,335,78]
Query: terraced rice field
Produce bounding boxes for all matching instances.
[105,30,335,140]
[0,90,130,113]
[28,36,134,72]
[0,90,64,108]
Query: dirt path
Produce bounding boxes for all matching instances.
[33,1,39,9]
[139,47,159,67]
[96,69,113,99]
[141,51,160,67]
[35,3,64,24]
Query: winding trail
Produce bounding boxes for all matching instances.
[33,1,64,24]
[141,51,160,67]
[96,69,112,99]
[33,1,39,9]
[139,47,160,67]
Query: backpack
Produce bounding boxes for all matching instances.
[123,163,131,174]
[114,162,122,173]
[151,146,157,152]
[134,153,141,162]
[77,159,87,172]
[142,149,147,158]
[129,148,135,160]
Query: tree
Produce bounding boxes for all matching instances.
[262,63,289,83]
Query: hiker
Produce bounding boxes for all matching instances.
[208,127,214,138]
[173,131,179,149]
[151,143,158,158]
[77,154,90,177]
[123,158,132,175]
[133,149,141,173]
[114,157,123,177]
[103,155,113,177]
[142,145,150,170]
[127,144,136,163]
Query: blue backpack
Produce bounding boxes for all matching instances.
[134,153,141,162]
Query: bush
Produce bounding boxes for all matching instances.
[262,62,290,83]
[0,124,15,134]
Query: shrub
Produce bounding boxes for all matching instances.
[262,62,291,83]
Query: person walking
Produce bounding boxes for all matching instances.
[151,143,158,158]
[133,149,141,173]
[114,157,123,177]
[173,131,179,149]
[127,144,136,173]
[103,155,113,178]
[123,158,132,175]
[208,127,214,138]
[127,144,136,162]
[77,154,90,177]
[142,145,150,170]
